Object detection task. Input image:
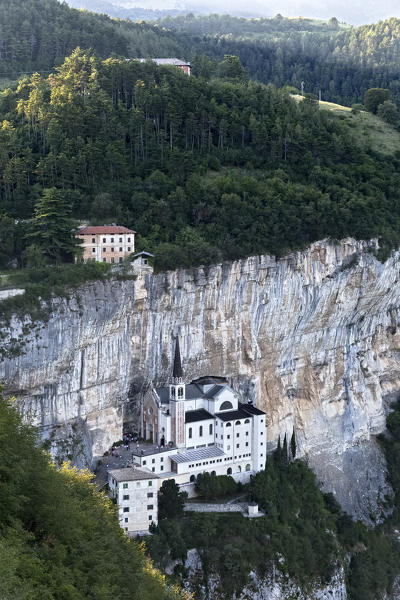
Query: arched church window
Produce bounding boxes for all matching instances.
[245,464,251,471]
[225,422,231,427]
[220,400,233,411]
[171,387,176,398]
[190,474,196,483]
[227,467,232,475]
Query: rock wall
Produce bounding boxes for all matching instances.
[1,238,400,517]
[182,549,347,600]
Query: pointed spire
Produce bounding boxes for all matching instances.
[173,337,183,380]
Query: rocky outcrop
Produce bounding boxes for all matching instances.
[183,549,347,600]
[1,238,399,518]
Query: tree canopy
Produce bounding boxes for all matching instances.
[0,390,186,599]
[2,49,400,271]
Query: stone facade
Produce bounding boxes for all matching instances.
[77,225,135,263]
[108,467,158,535]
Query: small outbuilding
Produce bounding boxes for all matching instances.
[131,251,154,274]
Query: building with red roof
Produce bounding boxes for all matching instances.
[77,225,136,263]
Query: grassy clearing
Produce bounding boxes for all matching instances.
[292,94,400,155]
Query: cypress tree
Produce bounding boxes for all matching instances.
[282,432,288,463]
[290,429,296,459]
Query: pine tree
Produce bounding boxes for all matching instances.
[27,187,82,263]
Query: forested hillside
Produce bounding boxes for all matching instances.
[2,49,400,270]
[0,390,185,599]
[161,14,400,105]
[3,0,400,108]
[0,0,180,79]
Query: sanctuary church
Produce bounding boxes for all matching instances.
[108,339,267,535]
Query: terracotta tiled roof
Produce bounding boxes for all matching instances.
[78,225,136,235]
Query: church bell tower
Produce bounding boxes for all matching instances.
[170,337,186,447]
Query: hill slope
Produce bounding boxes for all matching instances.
[2,50,400,270]
[0,0,181,79]
[0,391,183,599]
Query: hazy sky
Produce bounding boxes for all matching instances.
[117,0,400,25]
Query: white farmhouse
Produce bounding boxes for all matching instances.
[107,339,267,535]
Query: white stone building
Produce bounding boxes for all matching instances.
[108,467,159,535]
[107,339,267,534]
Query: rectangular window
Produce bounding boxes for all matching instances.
[152,458,155,464]
[236,443,239,448]
[119,257,123,263]
[136,482,140,487]
[147,505,154,510]
[148,515,152,521]
[148,481,152,486]
[199,426,203,437]
[119,237,122,242]
[128,237,131,242]
[103,258,107,262]
[246,432,249,436]
[227,435,230,439]
[119,247,123,252]
[147,492,153,498]
[236,433,239,438]
[245,442,249,447]
[142,460,146,465]
[111,257,115,263]
[111,247,114,252]
[111,237,114,242]
[127,247,131,252]
[124,518,128,523]
[92,248,96,253]
[261,431,264,435]
[161,466,164,471]
[103,247,106,252]
[103,238,106,243]
[123,483,128,489]
[209,424,213,435]
[123,495,129,500]
[123,507,129,513]
[227,445,230,450]
[152,467,155,472]
[92,238,95,243]
[160,457,163,462]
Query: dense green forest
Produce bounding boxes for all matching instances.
[0,0,180,78]
[3,0,400,107]
[0,390,186,600]
[147,415,400,600]
[2,48,400,270]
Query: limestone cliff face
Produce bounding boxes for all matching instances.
[182,549,347,600]
[1,239,399,518]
